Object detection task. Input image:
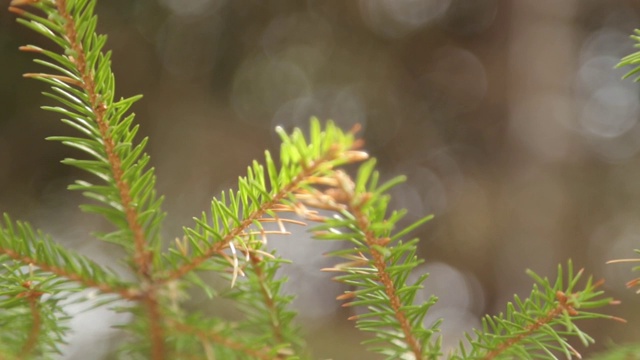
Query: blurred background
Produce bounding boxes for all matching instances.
[2,0,640,358]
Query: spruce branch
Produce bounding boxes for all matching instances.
[160,120,365,284]
[158,119,364,357]
[0,214,137,299]
[295,159,440,359]
[9,0,165,279]
[10,0,167,356]
[452,261,624,360]
[0,259,69,358]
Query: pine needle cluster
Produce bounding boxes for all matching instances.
[1,0,627,359]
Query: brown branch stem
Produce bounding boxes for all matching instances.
[0,247,139,299]
[51,0,163,356]
[159,151,346,283]
[143,294,166,360]
[482,291,579,360]
[53,0,151,280]
[347,199,423,359]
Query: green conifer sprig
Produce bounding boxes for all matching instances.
[10,0,165,279]
[290,160,440,359]
[0,214,136,299]
[0,257,68,359]
[3,0,624,359]
[453,261,622,359]
[616,29,640,81]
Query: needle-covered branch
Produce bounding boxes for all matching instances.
[3,0,627,358]
[10,0,167,356]
[0,258,68,358]
[293,158,440,359]
[10,0,165,278]
[0,214,137,298]
[452,261,623,360]
[160,119,364,356]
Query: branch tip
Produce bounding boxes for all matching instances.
[18,45,43,53]
[611,316,627,323]
[8,6,25,14]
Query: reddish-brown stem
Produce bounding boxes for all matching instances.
[347,202,423,359]
[52,0,151,280]
[0,248,139,299]
[143,294,165,360]
[299,170,422,357]
[482,291,579,360]
[50,1,163,356]
[159,151,344,283]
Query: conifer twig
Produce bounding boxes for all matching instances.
[51,0,165,354]
[159,147,360,283]
[482,291,583,360]
[51,0,151,279]
[304,169,425,358]
[9,0,166,356]
[0,247,139,299]
[16,282,43,360]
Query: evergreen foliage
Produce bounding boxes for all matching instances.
[617,29,640,82]
[1,0,627,359]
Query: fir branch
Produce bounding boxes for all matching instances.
[10,0,167,356]
[346,184,423,358]
[0,214,137,299]
[453,261,624,360]
[159,120,363,356]
[160,120,365,283]
[0,260,69,358]
[5,0,625,357]
[10,0,165,279]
